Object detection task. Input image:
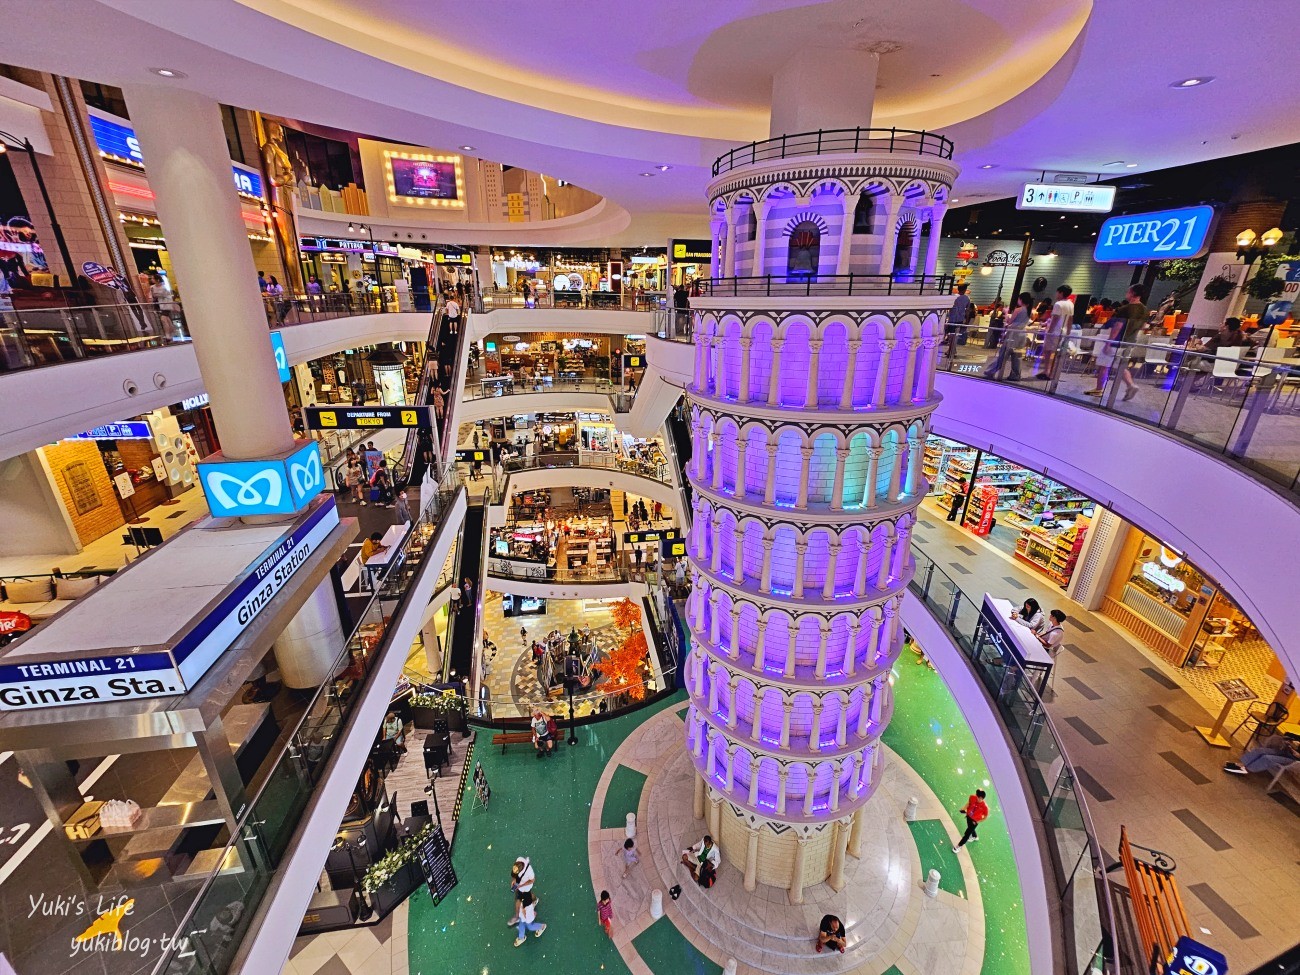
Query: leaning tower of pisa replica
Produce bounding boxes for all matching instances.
[681,116,959,901]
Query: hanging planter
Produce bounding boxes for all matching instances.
[1202,275,1235,302]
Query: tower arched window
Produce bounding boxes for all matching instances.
[852,193,873,234]
[746,207,758,242]
[786,221,821,281]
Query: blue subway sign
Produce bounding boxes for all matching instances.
[197,439,323,518]
[66,421,153,441]
[1094,206,1216,263]
[270,331,292,382]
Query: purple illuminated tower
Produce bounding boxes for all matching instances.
[682,128,959,901]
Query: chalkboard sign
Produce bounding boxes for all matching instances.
[416,823,458,905]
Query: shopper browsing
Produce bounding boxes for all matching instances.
[953,789,990,850]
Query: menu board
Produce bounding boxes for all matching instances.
[416,823,458,905]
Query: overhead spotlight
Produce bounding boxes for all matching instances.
[149,67,187,78]
[1125,163,1139,168]
[978,164,995,169]
[459,145,476,151]
[639,172,655,177]
[347,223,354,232]
[657,165,671,171]
[1171,76,1214,88]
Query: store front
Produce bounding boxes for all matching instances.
[923,435,1094,588]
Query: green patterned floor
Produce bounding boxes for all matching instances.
[407,662,1031,975]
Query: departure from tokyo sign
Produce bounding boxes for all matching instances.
[1016,183,1116,213]
[305,406,432,430]
[1093,206,1216,262]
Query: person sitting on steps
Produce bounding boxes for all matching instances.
[680,834,720,888]
[816,914,846,953]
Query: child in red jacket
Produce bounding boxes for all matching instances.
[954,789,989,851]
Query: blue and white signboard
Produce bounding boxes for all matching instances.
[1017,182,1116,213]
[270,331,292,382]
[0,497,339,710]
[197,439,324,518]
[1094,206,1216,263]
[66,421,153,441]
[1166,936,1227,975]
[1261,262,1300,328]
[89,113,264,199]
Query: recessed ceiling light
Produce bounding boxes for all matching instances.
[1171,76,1214,88]
[1125,163,1139,168]
[459,145,475,151]
[657,165,671,171]
[979,164,995,170]
[950,198,960,203]
[639,172,654,177]
[149,67,186,78]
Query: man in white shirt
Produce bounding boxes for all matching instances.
[444,294,461,335]
[1036,285,1074,380]
[1038,610,1066,656]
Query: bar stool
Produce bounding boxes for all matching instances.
[1232,701,1288,748]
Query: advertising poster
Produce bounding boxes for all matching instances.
[390,158,458,200]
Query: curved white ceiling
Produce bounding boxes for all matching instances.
[0,0,1296,243]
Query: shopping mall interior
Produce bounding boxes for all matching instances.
[0,4,1298,975]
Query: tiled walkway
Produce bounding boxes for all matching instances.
[911,502,1300,970]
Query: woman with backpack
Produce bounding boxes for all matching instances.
[370,459,394,506]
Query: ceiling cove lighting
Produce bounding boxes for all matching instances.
[1171,76,1214,88]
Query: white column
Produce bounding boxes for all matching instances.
[747,757,761,805]
[123,85,293,460]
[803,774,816,815]
[729,608,741,659]
[689,419,703,477]
[738,337,753,403]
[836,700,848,745]
[706,729,719,775]
[743,825,760,890]
[830,447,849,510]
[876,527,896,588]
[784,627,798,678]
[836,195,855,276]
[906,439,925,497]
[848,755,865,800]
[872,340,895,408]
[804,339,822,408]
[755,619,769,671]
[789,836,808,904]
[753,199,772,277]
[878,195,904,275]
[857,687,872,736]
[881,604,899,665]
[693,338,708,392]
[780,702,792,746]
[924,205,948,277]
[710,223,722,279]
[710,516,724,572]
[810,700,824,751]
[814,623,831,678]
[840,340,860,409]
[732,528,746,583]
[712,443,726,490]
[750,691,765,742]
[900,338,921,406]
[694,768,707,820]
[862,447,882,508]
[760,537,775,593]
[845,620,861,676]
[777,766,789,815]
[830,761,842,812]
[887,442,904,502]
[829,819,850,891]
[822,543,841,598]
[792,540,808,598]
[853,535,873,597]
[763,439,778,504]
[709,592,721,645]
[724,745,736,790]
[724,205,737,278]
[796,445,813,509]
[920,337,940,399]
[272,580,346,687]
[767,339,785,405]
[735,439,749,498]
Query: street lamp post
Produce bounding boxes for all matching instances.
[0,130,78,287]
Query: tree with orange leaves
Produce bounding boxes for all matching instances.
[599,631,649,701]
[610,597,641,632]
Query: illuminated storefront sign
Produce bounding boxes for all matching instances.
[670,239,712,262]
[305,406,432,430]
[89,113,264,198]
[434,250,473,265]
[1016,182,1116,213]
[270,332,291,383]
[67,421,152,441]
[1093,206,1216,262]
[197,440,323,517]
[1142,562,1186,592]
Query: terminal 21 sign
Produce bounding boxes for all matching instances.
[197,440,324,517]
[1093,206,1216,263]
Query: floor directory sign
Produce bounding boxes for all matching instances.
[416,823,458,905]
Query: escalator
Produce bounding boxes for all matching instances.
[397,296,463,488]
[665,397,693,510]
[448,504,485,679]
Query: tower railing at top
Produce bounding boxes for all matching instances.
[696,273,954,298]
[712,127,955,177]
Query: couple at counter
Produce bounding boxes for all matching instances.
[1010,598,1066,654]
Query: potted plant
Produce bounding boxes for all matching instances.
[409,689,469,734]
[1202,274,1235,302]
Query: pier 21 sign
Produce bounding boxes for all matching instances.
[1093,206,1216,262]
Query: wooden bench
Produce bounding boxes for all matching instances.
[1118,825,1191,971]
[492,731,535,754]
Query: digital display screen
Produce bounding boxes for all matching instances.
[390,158,459,200]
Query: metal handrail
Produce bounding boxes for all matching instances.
[712,126,955,176]
[697,273,954,298]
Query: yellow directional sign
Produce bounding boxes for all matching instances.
[401,410,418,426]
[304,406,433,430]
[319,411,337,427]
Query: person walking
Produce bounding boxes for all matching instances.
[953,788,990,850]
[445,293,461,336]
[508,856,535,923]
[394,489,412,524]
[1088,284,1148,400]
[596,891,614,938]
[461,577,474,612]
[984,298,1005,349]
[512,892,546,947]
[946,283,974,349]
[1036,285,1074,379]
